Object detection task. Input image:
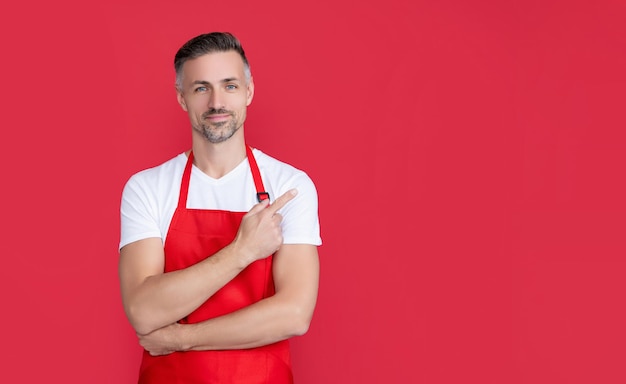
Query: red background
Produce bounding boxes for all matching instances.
[1,0,625,383]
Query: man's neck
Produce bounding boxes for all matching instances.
[190,132,247,179]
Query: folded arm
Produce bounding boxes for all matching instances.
[119,191,298,336]
[119,237,250,336]
[138,243,320,355]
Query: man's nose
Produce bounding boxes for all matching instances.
[208,89,224,109]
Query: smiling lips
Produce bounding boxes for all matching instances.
[206,113,231,122]
[203,109,233,123]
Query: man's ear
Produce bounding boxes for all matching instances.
[246,77,255,106]
[177,88,188,112]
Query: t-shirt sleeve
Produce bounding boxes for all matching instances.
[278,172,322,246]
[119,174,163,250]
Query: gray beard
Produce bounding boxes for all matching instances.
[195,119,240,144]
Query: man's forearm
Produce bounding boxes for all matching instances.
[184,292,312,351]
[136,244,319,356]
[137,294,310,356]
[122,193,298,336]
[121,240,249,336]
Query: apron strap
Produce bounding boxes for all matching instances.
[177,151,195,209]
[178,147,269,209]
[246,145,270,202]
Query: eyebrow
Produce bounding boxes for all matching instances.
[191,78,242,86]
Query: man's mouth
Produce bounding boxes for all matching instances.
[203,109,232,122]
[206,114,230,120]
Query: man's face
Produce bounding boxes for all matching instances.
[177,51,254,144]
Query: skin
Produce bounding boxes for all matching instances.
[119,51,320,354]
[177,51,254,177]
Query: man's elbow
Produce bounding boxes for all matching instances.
[125,304,159,336]
[287,305,314,337]
[291,320,310,337]
[132,322,156,337]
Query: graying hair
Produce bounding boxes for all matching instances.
[174,32,251,89]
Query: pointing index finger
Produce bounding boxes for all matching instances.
[267,189,298,215]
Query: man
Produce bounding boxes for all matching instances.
[119,32,321,383]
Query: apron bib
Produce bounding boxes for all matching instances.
[138,146,292,384]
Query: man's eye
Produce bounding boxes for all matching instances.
[226,84,237,90]
[195,86,207,92]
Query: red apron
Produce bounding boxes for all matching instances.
[138,146,293,384]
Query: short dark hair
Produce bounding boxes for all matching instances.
[174,32,251,89]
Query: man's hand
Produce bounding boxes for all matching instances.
[232,189,298,265]
[120,189,300,337]
[138,323,186,356]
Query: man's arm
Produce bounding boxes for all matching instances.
[138,243,319,355]
[119,190,298,336]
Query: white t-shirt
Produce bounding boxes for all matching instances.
[119,148,322,250]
